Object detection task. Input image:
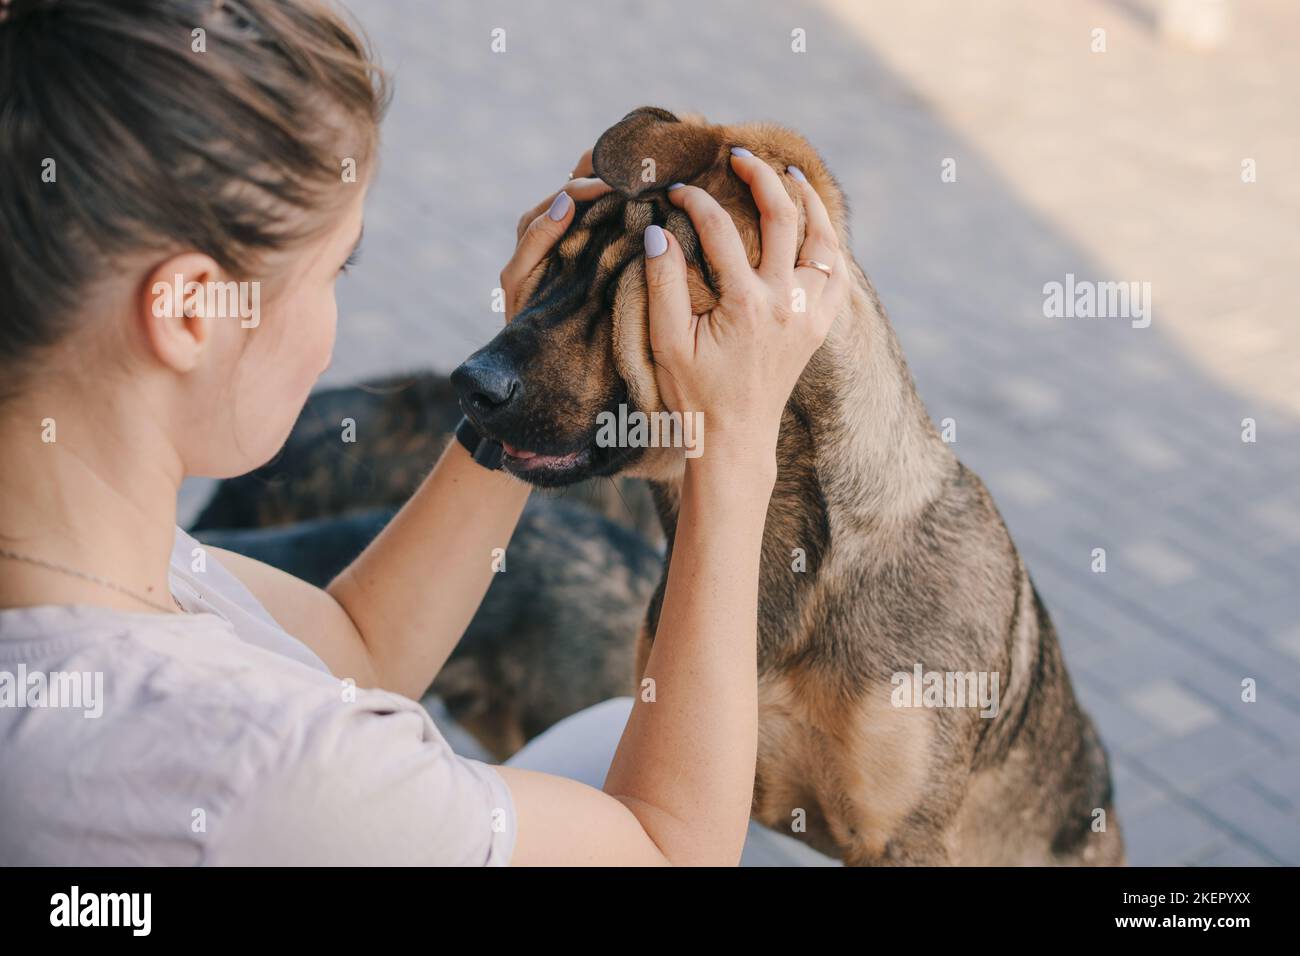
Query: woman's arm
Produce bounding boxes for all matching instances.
[498,451,772,865]
[205,441,528,697]
[324,440,528,698]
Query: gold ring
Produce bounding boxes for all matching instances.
[796,258,834,278]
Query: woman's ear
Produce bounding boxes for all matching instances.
[138,254,224,372]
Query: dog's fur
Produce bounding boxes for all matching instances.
[452,107,1124,865]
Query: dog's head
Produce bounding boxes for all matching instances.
[451,106,849,487]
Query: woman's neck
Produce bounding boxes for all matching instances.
[0,383,183,614]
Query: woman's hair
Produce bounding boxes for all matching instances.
[0,0,390,394]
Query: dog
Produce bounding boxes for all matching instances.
[449,106,1125,865]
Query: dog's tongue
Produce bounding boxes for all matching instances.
[501,442,536,460]
[501,443,583,469]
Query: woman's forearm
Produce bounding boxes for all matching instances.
[327,439,530,699]
[601,450,774,865]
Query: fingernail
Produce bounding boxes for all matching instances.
[547,191,572,221]
[667,182,686,192]
[787,165,807,183]
[730,147,753,158]
[644,225,668,259]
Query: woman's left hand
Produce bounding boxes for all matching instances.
[499,149,612,321]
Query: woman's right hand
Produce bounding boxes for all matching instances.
[642,150,849,471]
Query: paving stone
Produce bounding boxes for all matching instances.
[1219,590,1300,644]
[1189,841,1273,867]
[1122,799,1231,867]
[1076,680,1166,755]
[1249,497,1300,543]
[1075,630,1214,697]
[1275,624,1300,663]
[1123,679,1219,736]
[1247,752,1300,812]
[1131,722,1273,795]
[1192,779,1300,865]
[986,468,1057,508]
[1111,757,1173,818]
[991,376,1063,418]
[1122,539,1200,587]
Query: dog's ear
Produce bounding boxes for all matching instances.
[592,107,723,198]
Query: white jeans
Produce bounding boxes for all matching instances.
[504,697,838,866]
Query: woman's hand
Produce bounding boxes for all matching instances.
[499,150,613,320]
[642,150,849,470]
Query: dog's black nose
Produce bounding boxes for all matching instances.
[451,352,522,423]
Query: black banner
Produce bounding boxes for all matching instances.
[1,865,1283,940]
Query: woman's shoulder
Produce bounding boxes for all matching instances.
[0,600,482,865]
[0,597,418,738]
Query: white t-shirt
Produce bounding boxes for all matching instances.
[0,528,516,865]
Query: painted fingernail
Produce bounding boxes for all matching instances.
[667,182,686,192]
[644,225,668,258]
[547,191,572,221]
[787,165,807,183]
[731,147,753,158]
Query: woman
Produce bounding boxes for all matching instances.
[0,0,846,865]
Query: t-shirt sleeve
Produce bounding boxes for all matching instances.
[203,688,516,866]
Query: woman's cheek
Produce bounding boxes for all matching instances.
[266,300,328,431]
[315,297,339,376]
[283,291,336,386]
[260,289,337,450]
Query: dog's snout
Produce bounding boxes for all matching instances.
[451,352,522,424]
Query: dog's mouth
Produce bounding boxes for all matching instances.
[498,441,591,481]
[458,375,648,486]
[472,422,644,488]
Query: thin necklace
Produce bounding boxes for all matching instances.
[0,548,184,615]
